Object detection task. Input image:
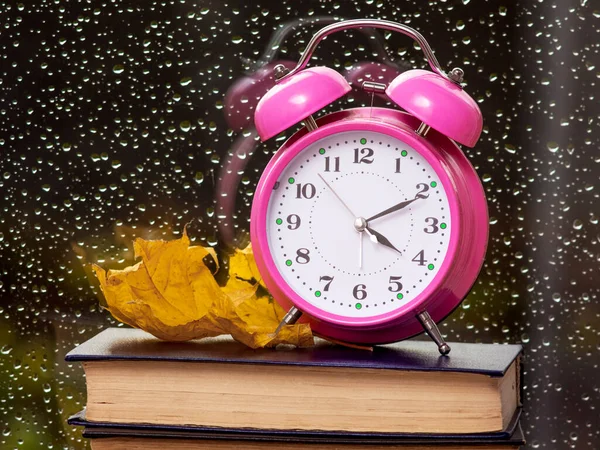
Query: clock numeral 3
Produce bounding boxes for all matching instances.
[295,248,310,264]
[319,275,334,291]
[388,276,403,292]
[353,147,374,164]
[352,284,367,300]
[296,183,316,199]
[287,214,301,230]
[411,250,427,266]
[424,217,439,234]
[324,156,340,172]
[415,183,430,199]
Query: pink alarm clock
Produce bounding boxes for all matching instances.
[250,19,487,355]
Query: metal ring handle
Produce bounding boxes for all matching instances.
[253,16,406,72]
[277,19,463,84]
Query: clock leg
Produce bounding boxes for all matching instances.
[417,311,451,356]
[274,306,303,335]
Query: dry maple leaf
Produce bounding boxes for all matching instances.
[92,229,313,348]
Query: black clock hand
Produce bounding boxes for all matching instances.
[365,226,402,255]
[366,197,419,222]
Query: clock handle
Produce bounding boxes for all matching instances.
[277,18,464,86]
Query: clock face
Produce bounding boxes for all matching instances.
[264,129,454,319]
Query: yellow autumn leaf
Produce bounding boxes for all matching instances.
[92,229,313,348]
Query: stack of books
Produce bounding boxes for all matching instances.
[67,328,524,449]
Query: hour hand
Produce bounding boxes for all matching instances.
[365,226,402,255]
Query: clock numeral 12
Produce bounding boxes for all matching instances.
[353,147,374,164]
[395,158,401,173]
[296,183,316,199]
[324,156,340,172]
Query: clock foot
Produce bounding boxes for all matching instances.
[274,306,303,335]
[417,311,451,356]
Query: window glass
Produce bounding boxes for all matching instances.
[0,1,597,448]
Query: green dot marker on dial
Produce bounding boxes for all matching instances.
[401,150,408,157]
[396,293,404,300]
[430,181,437,188]
[276,218,283,225]
[355,303,362,310]
[315,291,322,298]
[288,177,295,184]
[285,260,292,266]
[427,263,435,270]
[360,138,367,145]
[440,222,447,229]
[319,148,326,155]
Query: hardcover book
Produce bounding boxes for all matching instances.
[76,422,525,450]
[66,328,523,435]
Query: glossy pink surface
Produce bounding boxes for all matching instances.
[386,69,483,147]
[254,66,351,140]
[250,108,489,344]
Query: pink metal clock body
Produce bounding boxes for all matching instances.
[249,19,486,348]
[250,108,488,344]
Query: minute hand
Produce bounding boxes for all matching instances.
[367,197,419,222]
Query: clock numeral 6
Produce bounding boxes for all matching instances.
[319,275,334,291]
[411,250,427,266]
[287,214,301,230]
[424,217,439,234]
[324,156,340,172]
[296,183,316,199]
[296,248,310,264]
[388,276,403,292]
[353,147,374,164]
[415,183,429,199]
[352,284,367,300]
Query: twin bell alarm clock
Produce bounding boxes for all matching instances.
[249,19,487,354]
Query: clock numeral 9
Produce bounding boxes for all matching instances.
[296,183,316,199]
[352,284,367,300]
[388,276,403,292]
[324,156,340,172]
[424,217,439,234]
[353,147,374,164]
[287,214,301,230]
[415,183,430,199]
[296,248,310,264]
[411,250,427,266]
[319,275,334,291]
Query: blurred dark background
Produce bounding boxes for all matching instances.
[0,0,598,448]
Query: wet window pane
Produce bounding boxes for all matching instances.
[0,1,598,448]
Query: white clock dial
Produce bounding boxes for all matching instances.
[265,130,452,318]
